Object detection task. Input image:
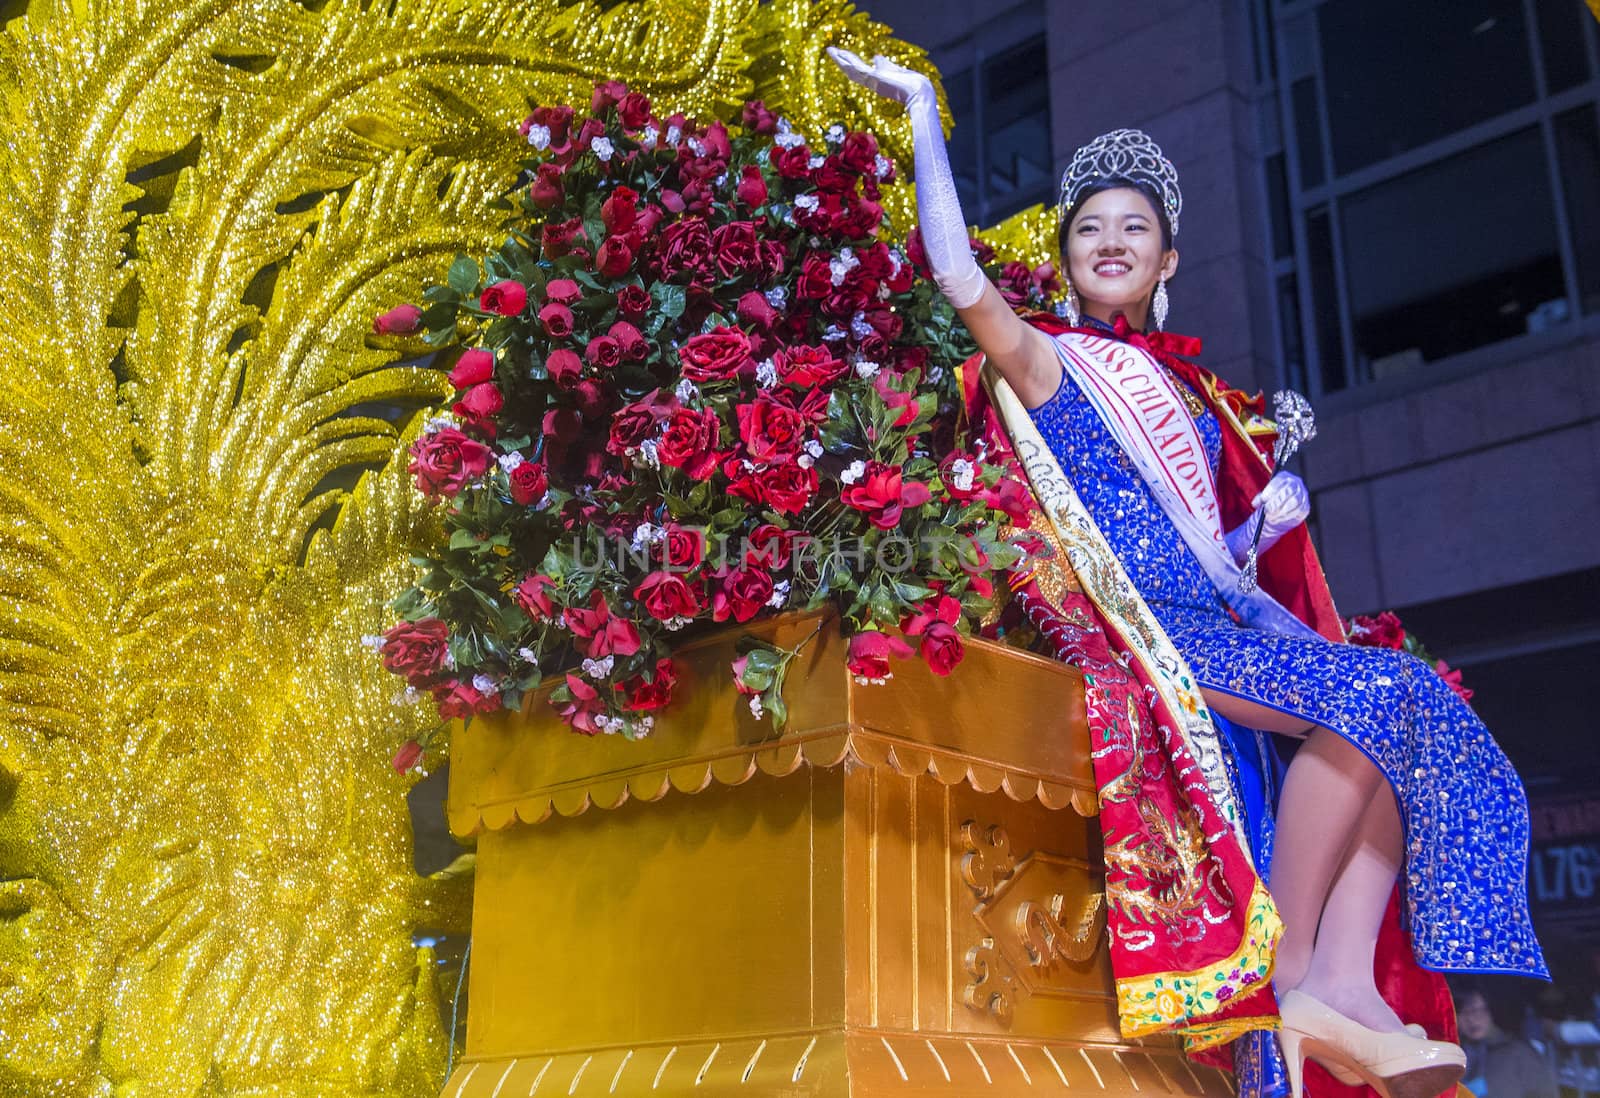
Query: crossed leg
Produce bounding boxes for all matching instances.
[1202,688,1407,1033]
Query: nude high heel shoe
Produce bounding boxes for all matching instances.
[1315,1024,1431,1086]
[1280,990,1465,1098]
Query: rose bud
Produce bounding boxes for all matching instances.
[585,335,623,370]
[453,381,503,422]
[373,303,422,335]
[617,92,653,130]
[736,165,768,208]
[596,235,634,278]
[542,406,582,446]
[591,79,628,115]
[544,278,581,305]
[736,289,778,331]
[846,630,913,681]
[606,320,648,361]
[508,460,549,505]
[448,348,495,389]
[616,284,651,318]
[600,186,639,235]
[740,99,778,135]
[529,163,564,209]
[573,378,609,420]
[539,302,574,338]
[391,739,424,775]
[480,280,527,317]
[545,347,582,388]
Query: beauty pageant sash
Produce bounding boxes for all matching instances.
[1053,332,1320,641]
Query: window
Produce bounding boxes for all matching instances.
[1256,0,1600,394]
[943,33,1053,226]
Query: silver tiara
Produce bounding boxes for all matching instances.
[1058,128,1182,238]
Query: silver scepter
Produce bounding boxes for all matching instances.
[1239,389,1316,593]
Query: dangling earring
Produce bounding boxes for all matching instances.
[1060,285,1081,327]
[1152,277,1170,332]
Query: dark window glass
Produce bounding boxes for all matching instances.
[945,68,981,218]
[1266,153,1293,258]
[1320,0,1536,174]
[982,39,1052,221]
[1555,105,1600,315]
[1536,0,1593,94]
[1341,128,1565,373]
[1278,273,1307,394]
[1304,206,1347,393]
[1291,77,1325,188]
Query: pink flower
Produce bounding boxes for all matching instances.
[390,738,424,774]
[480,280,527,317]
[408,428,493,499]
[555,673,605,735]
[846,630,913,680]
[432,678,501,720]
[373,303,422,335]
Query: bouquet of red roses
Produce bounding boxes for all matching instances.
[373,81,1059,753]
[1345,611,1474,702]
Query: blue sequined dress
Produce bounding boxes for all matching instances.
[1025,334,1547,982]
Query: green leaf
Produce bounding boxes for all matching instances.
[448,528,479,551]
[656,283,687,320]
[448,256,481,295]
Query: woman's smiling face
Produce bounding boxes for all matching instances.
[1063,186,1179,326]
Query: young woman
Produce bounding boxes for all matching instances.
[830,46,1546,1098]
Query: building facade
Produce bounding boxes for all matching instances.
[852,0,1600,954]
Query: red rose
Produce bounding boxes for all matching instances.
[905,227,931,277]
[980,478,1033,523]
[794,191,843,234]
[448,348,495,389]
[545,347,582,388]
[523,104,574,149]
[736,164,768,207]
[408,427,493,499]
[607,320,648,361]
[710,221,760,279]
[573,378,609,421]
[544,278,581,305]
[591,79,629,114]
[586,613,641,659]
[664,523,704,568]
[380,617,452,682]
[918,621,965,677]
[607,399,661,455]
[776,345,847,388]
[635,571,704,621]
[754,461,817,514]
[616,284,651,318]
[391,739,424,774]
[623,658,677,712]
[542,407,581,448]
[839,130,878,174]
[657,406,722,479]
[736,392,808,464]
[678,326,753,381]
[796,254,832,300]
[743,523,794,568]
[480,280,527,317]
[433,678,501,720]
[513,574,558,619]
[870,372,919,428]
[771,144,812,180]
[597,235,634,278]
[373,303,422,335]
[585,335,623,371]
[711,566,774,624]
[529,162,564,208]
[656,217,712,283]
[736,290,778,331]
[1434,660,1474,703]
[539,302,574,338]
[813,157,854,193]
[562,589,610,639]
[841,461,931,530]
[555,672,605,735]
[740,99,778,135]
[453,381,503,423]
[601,186,639,235]
[541,216,584,257]
[508,460,548,505]
[616,92,653,130]
[846,629,913,680]
[902,594,961,639]
[1348,611,1406,650]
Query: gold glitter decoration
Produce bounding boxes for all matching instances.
[0,0,991,1093]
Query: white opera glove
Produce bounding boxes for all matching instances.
[1224,471,1311,564]
[826,46,988,308]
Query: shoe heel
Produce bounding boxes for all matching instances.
[1376,1064,1465,1098]
[1281,1027,1307,1098]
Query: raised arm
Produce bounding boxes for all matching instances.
[827,48,1061,408]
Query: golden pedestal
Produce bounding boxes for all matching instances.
[440,612,1232,1097]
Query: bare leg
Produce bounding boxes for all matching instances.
[1201,689,1386,999]
[1296,784,1407,1032]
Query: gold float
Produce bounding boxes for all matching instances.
[442,612,1233,1096]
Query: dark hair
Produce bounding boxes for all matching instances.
[1057,178,1175,254]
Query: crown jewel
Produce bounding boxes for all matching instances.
[1058,128,1182,237]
